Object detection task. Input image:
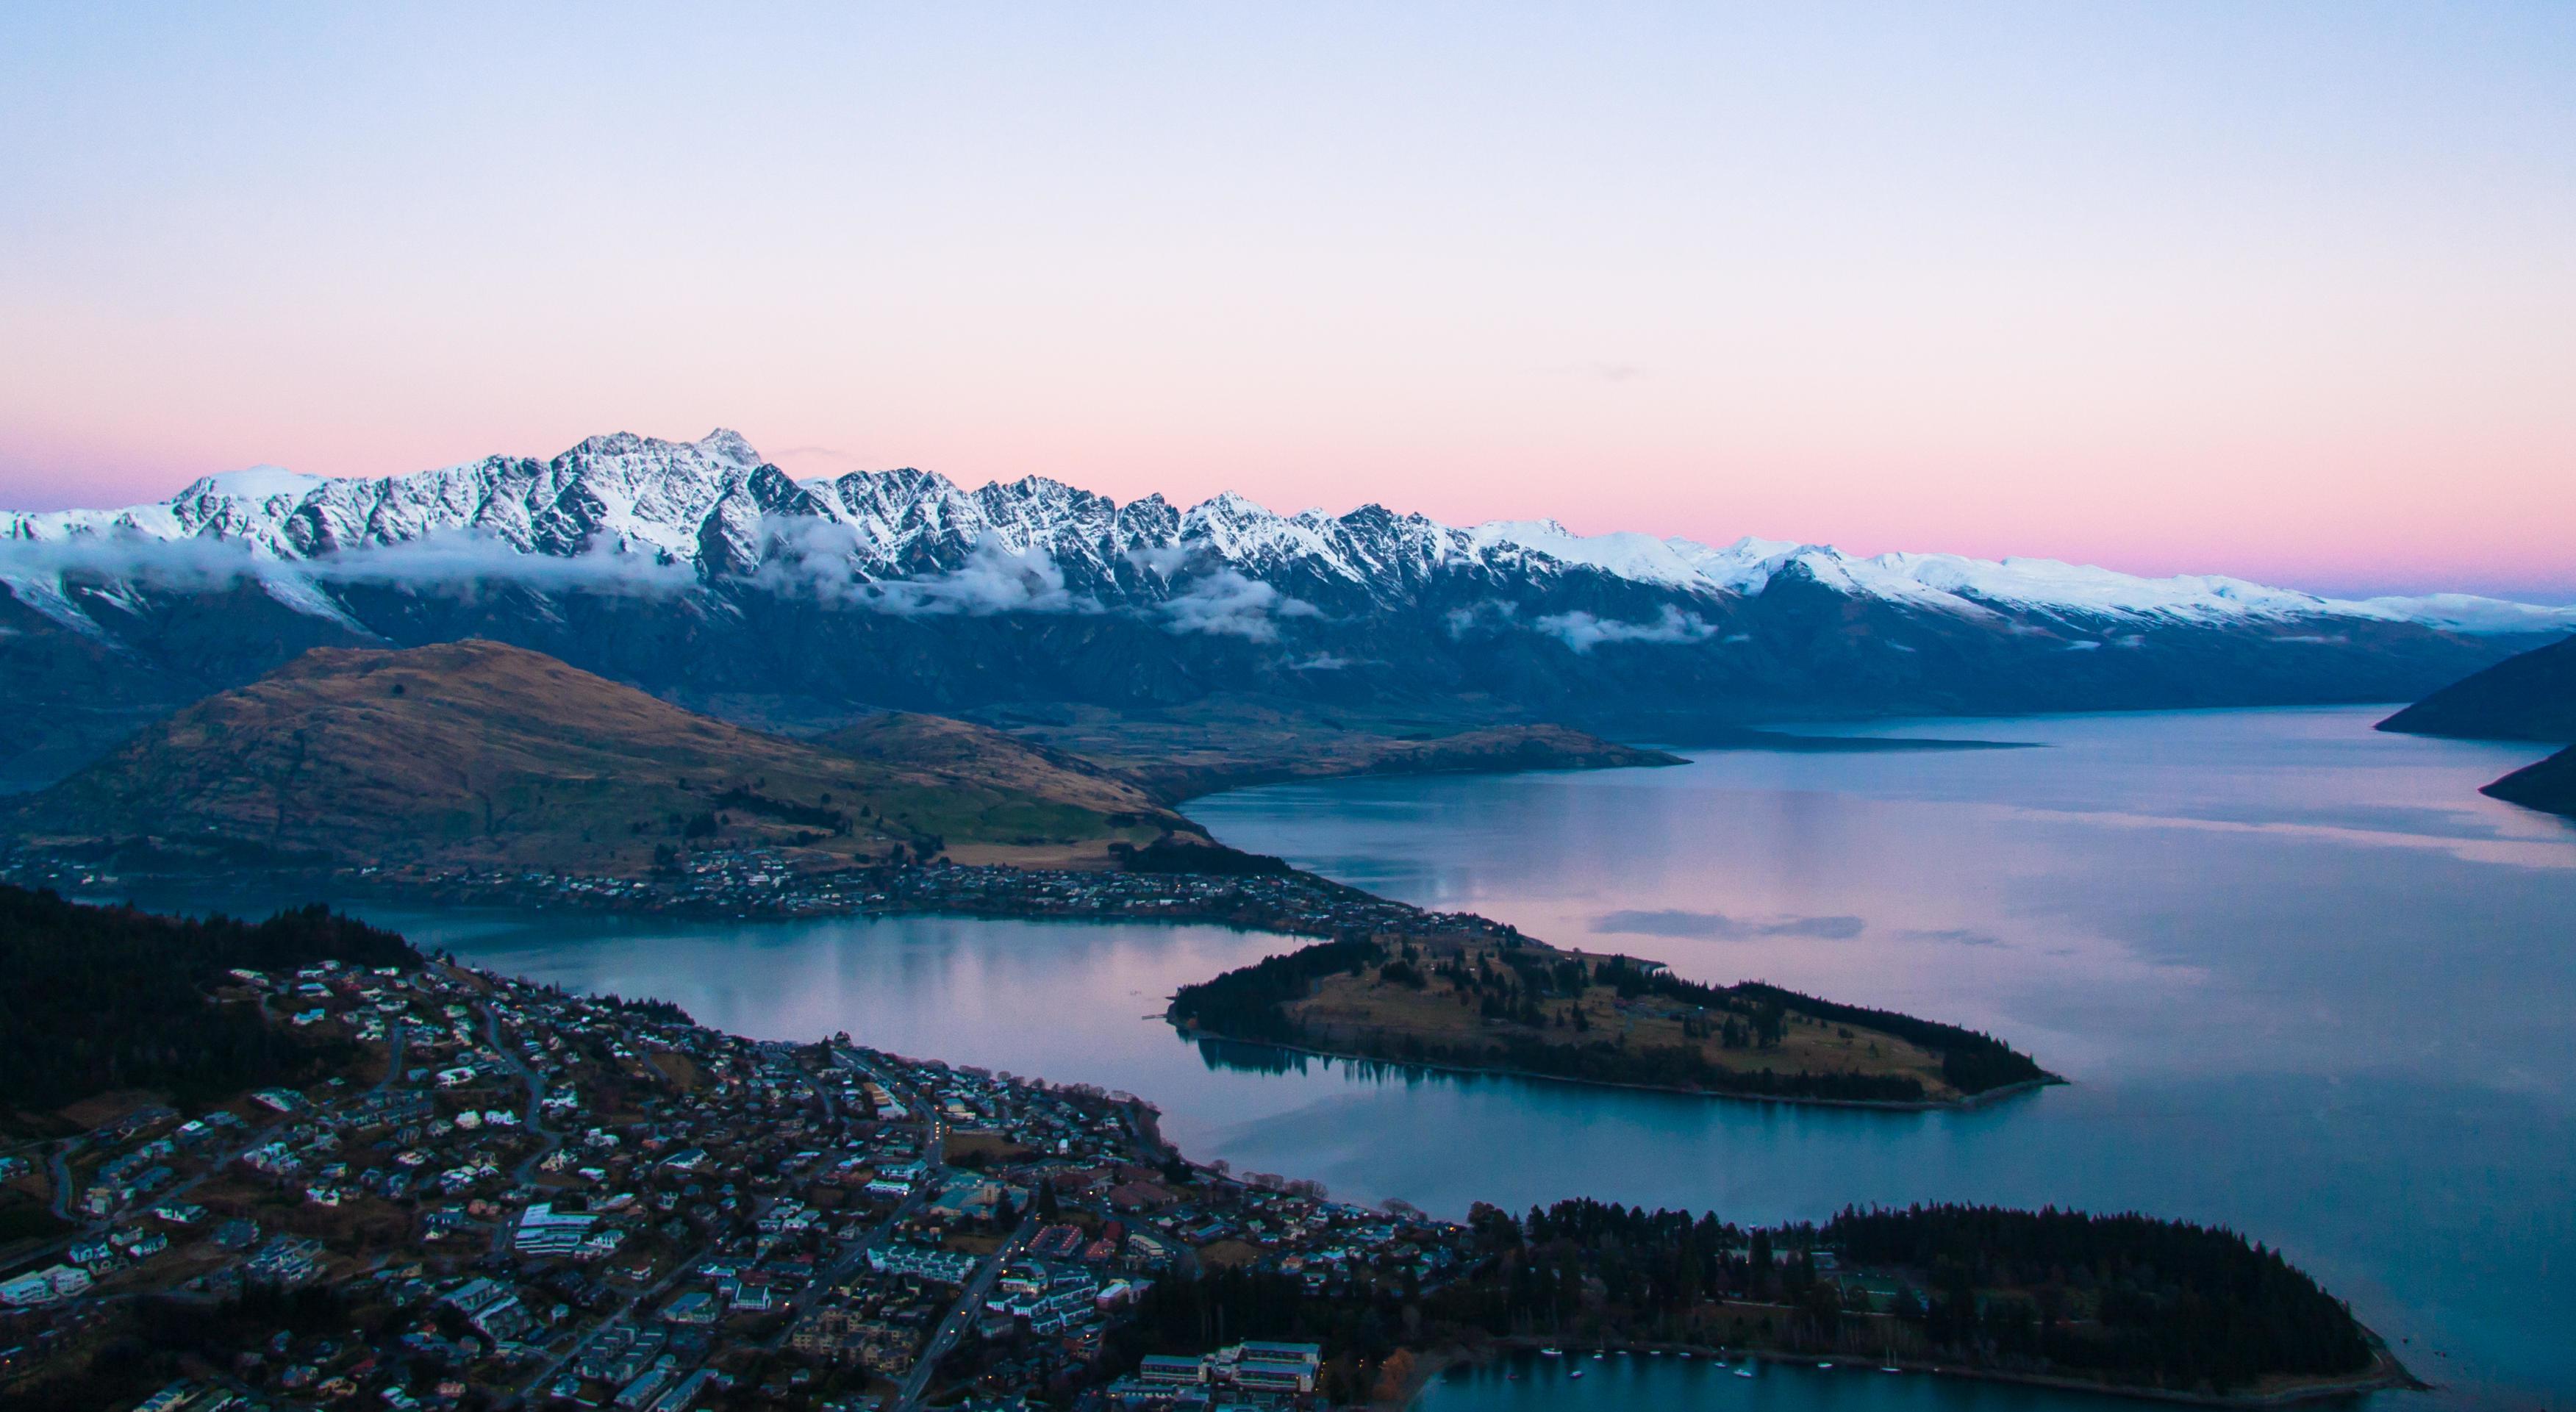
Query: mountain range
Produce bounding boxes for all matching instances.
[7,429,2569,791]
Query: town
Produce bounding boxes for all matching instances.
[0,847,1529,955]
[0,953,1480,1412]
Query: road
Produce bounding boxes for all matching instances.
[895,1211,1035,1412]
[515,1230,720,1400]
[758,1183,929,1352]
[480,1003,563,1189]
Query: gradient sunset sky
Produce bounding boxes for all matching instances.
[3,4,2569,599]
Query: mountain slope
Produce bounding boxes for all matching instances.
[5,640,1188,872]
[813,712,1168,818]
[5,430,2568,792]
[2483,746,2576,820]
[2377,634,2576,742]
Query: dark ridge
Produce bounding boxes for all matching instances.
[2378,632,2576,742]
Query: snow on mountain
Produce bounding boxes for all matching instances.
[5,429,2570,638]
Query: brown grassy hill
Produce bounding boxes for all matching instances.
[815,712,1169,820]
[7,640,1184,874]
[989,698,1683,803]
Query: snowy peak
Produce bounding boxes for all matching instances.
[4,429,2570,638]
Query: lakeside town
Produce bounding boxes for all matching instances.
[0,846,1528,953]
[1,904,2411,1412]
[1,953,1481,1412]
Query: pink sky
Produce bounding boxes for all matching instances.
[3,5,2570,601]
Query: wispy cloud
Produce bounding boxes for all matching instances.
[751,520,1095,616]
[1536,605,1717,653]
[1595,909,1865,940]
[1160,569,1317,641]
[1898,926,2003,947]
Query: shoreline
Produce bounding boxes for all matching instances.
[1400,1334,2420,1411]
[1173,1026,2067,1112]
[10,856,2061,1117]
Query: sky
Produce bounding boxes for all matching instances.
[1,3,2570,600]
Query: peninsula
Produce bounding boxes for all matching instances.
[1167,934,2053,1106]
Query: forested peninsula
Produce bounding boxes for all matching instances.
[1167,934,2053,1106]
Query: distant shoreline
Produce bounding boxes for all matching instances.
[1397,1335,2420,1411]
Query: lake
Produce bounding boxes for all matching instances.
[384,706,2575,1410]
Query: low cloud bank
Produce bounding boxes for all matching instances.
[1595,909,1866,941]
[1536,605,1718,653]
[1162,570,1317,641]
[0,527,695,600]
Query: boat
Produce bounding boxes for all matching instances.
[1570,1369,1587,1380]
[1735,1366,1756,1378]
[1880,1365,1901,1375]
[1540,1347,1564,1358]
[1817,1361,1834,1369]
[1592,1352,1605,1361]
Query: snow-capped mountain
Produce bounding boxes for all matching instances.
[4,429,2566,791]
[9,428,2565,637]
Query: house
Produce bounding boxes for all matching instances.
[514,1203,598,1256]
[0,1264,91,1308]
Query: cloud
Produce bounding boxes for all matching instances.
[1443,601,1520,639]
[1160,569,1314,641]
[752,521,1092,617]
[1535,604,1718,653]
[1898,927,2003,947]
[1124,542,1192,578]
[0,527,696,604]
[1595,909,1865,940]
[307,531,695,598]
[1289,652,1351,670]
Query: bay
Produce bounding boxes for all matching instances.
[382,706,2575,1409]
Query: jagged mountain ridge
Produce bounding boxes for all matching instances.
[3,429,2568,792]
[10,427,2569,636]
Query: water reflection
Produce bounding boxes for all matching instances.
[362,708,2572,1406]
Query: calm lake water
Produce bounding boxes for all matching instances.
[374,707,2575,1410]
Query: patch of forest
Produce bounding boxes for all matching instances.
[1090,1198,2376,1398]
[0,884,418,1114]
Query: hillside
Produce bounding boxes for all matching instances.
[814,712,1169,817]
[2378,633,2576,742]
[2483,745,2576,821]
[987,699,1684,803]
[4,640,1190,875]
